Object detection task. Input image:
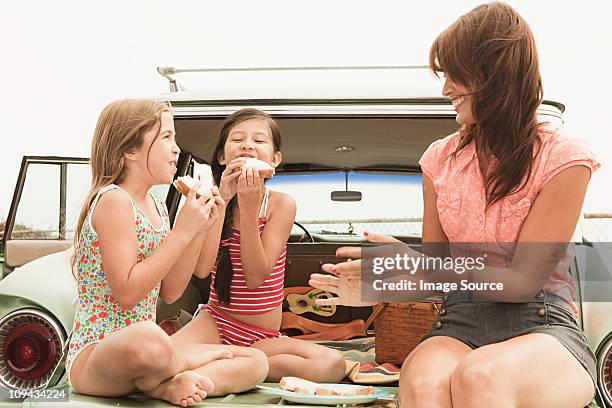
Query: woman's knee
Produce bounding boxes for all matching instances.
[401,353,452,402]
[401,369,451,402]
[452,359,495,391]
[451,356,513,404]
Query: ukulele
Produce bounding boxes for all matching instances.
[283,288,337,317]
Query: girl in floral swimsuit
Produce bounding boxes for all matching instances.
[66,99,268,407]
[172,108,347,383]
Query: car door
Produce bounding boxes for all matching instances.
[2,156,90,277]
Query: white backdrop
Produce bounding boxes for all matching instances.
[1,0,610,222]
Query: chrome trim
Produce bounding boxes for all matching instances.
[598,337,612,407]
[168,103,563,121]
[156,65,431,95]
[171,104,458,117]
[0,309,66,390]
[158,65,430,74]
[3,156,89,246]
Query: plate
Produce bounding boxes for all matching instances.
[256,384,394,405]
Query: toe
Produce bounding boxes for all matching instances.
[195,387,208,400]
[192,393,203,404]
[196,375,215,394]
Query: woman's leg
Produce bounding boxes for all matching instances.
[171,310,269,395]
[251,337,346,383]
[400,336,472,408]
[70,321,231,406]
[450,332,594,408]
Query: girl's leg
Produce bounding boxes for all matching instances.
[450,333,594,408]
[171,310,269,395]
[171,307,222,344]
[70,321,232,406]
[172,342,269,395]
[251,337,346,383]
[400,336,472,408]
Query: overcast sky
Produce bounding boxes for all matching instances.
[1,0,611,226]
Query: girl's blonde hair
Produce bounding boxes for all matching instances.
[71,99,171,274]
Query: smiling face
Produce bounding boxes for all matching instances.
[218,118,281,167]
[130,111,180,184]
[442,76,475,126]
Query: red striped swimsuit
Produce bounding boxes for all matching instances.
[203,189,287,346]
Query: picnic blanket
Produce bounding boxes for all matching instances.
[318,337,401,385]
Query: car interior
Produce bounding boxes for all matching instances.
[157,115,460,324]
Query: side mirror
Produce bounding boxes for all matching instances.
[331,191,362,202]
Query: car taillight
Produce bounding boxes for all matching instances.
[5,322,57,379]
[599,338,612,407]
[0,309,66,390]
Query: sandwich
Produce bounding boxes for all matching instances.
[279,376,374,396]
[279,377,317,395]
[242,158,275,178]
[173,174,214,199]
[316,385,375,396]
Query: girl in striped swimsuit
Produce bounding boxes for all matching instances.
[172,108,346,383]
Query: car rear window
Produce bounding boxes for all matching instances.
[268,172,423,239]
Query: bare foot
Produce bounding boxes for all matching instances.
[135,350,232,392]
[147,370,214,407]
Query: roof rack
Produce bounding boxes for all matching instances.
[156,65,430,92]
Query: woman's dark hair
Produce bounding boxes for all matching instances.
[429,1,543,206]
[211,108,281,304]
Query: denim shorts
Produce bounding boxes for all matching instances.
[421,290,597,389]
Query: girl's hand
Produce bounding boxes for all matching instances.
[218,158,246,202]
[173,181,216,238]
[237,164,263,216]
[200,186,226,231]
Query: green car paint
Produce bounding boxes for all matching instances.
[0,249,76,333]
[23,383,399,407]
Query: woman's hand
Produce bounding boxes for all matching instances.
[309,231,400,307]
[237,164,263,216]
[218,158,246,202]
[309,260,378,307]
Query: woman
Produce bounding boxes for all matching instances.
[310,2,600,407]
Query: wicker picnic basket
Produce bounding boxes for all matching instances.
[374,301,441,365]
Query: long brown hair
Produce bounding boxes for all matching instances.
[71,99,171,275]
[211,108,281,304]
[429,1,543,206]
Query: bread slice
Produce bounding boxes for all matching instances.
[173,175,214,199]
[243,158,275,178]
[313,386,339,396]
[279,377,317,395]
[315,385,374,396]
[354,386,375,395]
[279,376,375,396]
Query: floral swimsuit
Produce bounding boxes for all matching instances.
[65,184,169,384]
